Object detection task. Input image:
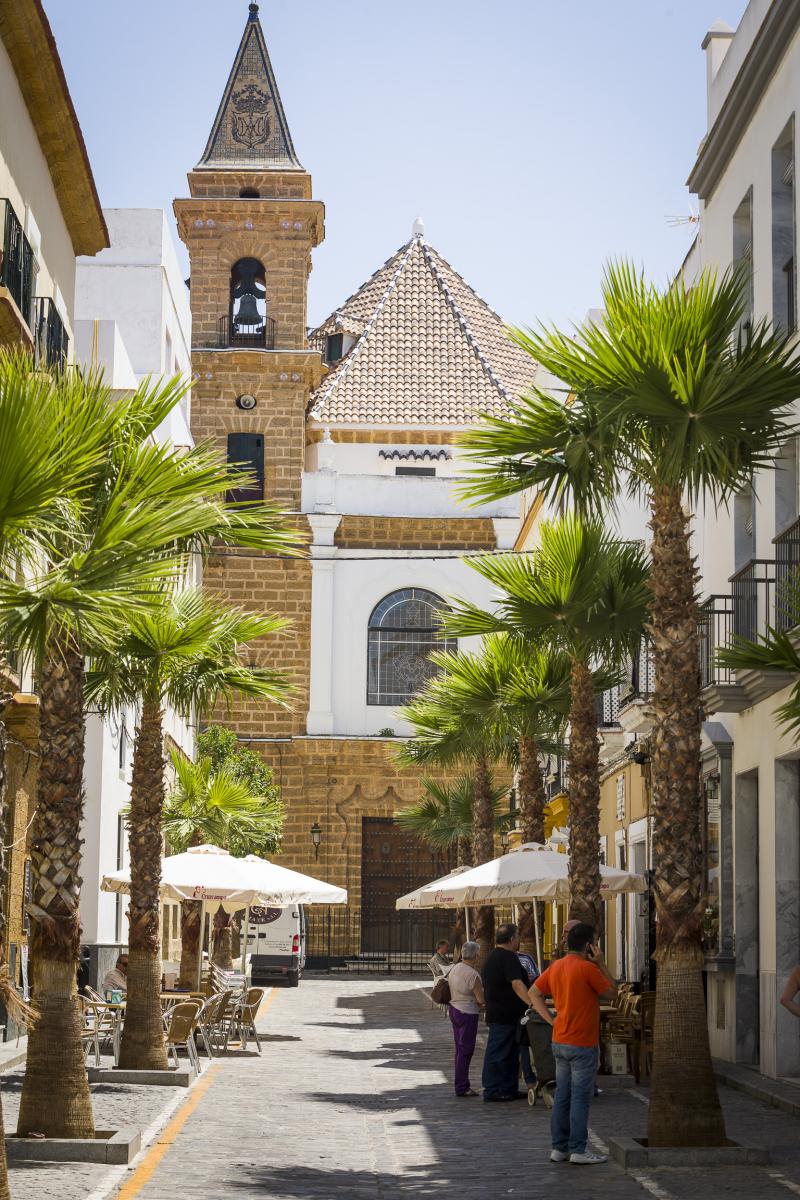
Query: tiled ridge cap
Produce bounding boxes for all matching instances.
[309,237,418,419]
[419,240,516,408]
[309,241,410,340]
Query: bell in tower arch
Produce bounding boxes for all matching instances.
[230,257,267,344]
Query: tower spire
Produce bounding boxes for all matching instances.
[196,3,302,171]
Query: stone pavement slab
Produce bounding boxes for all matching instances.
[117,977,800,1200]
[0,1058,184,1200]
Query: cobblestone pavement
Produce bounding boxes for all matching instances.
[5,980,800,1199]
[2,1060,184,1200]
[104,977,800,1200]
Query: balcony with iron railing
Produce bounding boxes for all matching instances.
[698,536,800,712]
[33,297,68,370]
[217,312,276,350]
[0,199,35,346]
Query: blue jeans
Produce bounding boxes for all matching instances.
[481,1023,519,1099]
[551,1043,598,1155]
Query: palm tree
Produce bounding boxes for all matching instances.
[0,352,115,1196]
[457,262,800,1146]
[397,659,509,959]
[163,750,283,975]
[85,589,289,1070]
[395,774,509,868]
[441,517,648,931]
[395,774,508,958]
[0,366,301,1137]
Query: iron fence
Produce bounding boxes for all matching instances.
[305,907,460,975]
[730,558,774,644]
[218,312,276,349]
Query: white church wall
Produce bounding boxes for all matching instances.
[306,440,465,478]
[308,549,504,737]
[302,471,518,521]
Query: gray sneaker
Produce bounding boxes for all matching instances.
[569,1151,608,1165]
[550,1150,569,1162]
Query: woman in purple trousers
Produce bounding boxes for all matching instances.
[447,940,485,1097]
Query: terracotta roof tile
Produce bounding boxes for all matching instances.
[308,235,535,427]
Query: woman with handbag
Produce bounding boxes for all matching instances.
[446,940,485,1097]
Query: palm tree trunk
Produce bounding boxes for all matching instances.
[176,900,202,989]
[517,735,547,958]
[119,697,168,1070]
[456,836,473,869]
[472,755,495,964]
[566,658,602,931]
[647,484,725,1147]
[17,636,94,1138]
[211,906,233,971]
[517,734,546,846]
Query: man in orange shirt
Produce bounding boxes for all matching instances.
[529,922,616,1165]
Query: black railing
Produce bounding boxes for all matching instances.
[33,297,68,370]
[773,517,800,633]
[698,595,735,688]
[730,558,775,644]
[218,313,275,349]
[0,200,35,327]
[305,907,458,974]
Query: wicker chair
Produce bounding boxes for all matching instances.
[164,1000,202,1073]
[223,987,264,1053]
[195,991,226,1058]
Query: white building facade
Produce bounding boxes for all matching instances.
[75,208,194,952]
[688,0,800,1079]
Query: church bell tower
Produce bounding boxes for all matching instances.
[174,3,323,737]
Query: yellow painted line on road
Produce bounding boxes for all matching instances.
[115,1065,220,1198]
[116,987,276,1199]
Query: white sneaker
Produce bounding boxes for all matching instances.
[550,1150,569,1162]
[569,1151,608,1165]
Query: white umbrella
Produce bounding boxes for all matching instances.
[415,843,646,907]
[395,865,472,911]
[102,844,347,988]
[102,843,347,909]
[410,843,647,966]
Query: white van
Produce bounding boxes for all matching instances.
[246,905,306,987]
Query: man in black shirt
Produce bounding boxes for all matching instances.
[480,922,530,1101]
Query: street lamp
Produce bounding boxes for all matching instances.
[500,828,510,854]
[310,821,322,861]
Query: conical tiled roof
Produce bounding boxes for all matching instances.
[197,3,302,171]
[308,234,535,427]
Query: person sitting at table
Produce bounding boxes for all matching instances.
[428,940,451,978]
[102,953,128,995]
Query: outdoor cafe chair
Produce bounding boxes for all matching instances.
[195,991,226,1058]
[164,1000,203,1073]
[223,987,264,1054]
[80,997,119,1065]
[80,997,102,1067]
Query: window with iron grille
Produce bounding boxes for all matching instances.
[0,199,35,327]
[367,588,455,705]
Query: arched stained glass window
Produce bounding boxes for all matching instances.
[367,588,455,706]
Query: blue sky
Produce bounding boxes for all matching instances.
[47,0,747,330]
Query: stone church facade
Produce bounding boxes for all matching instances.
[174,3,529,937]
